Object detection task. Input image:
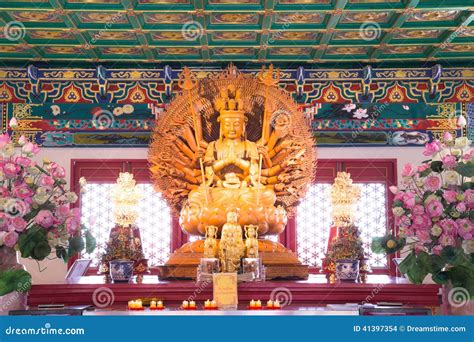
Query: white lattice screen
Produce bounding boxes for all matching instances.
[80,183,171,266]
[296,183,388,268]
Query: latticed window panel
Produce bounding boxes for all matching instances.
[296,184,332,267]
[296,183,388,268]
[80,183,171,267]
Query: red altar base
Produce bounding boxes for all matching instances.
[28,275,440,310]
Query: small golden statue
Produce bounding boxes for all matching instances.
[219,211,245,273]
[244,225,259,258]
[203,225,218,258]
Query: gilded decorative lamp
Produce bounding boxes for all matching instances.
[99,172,148,282]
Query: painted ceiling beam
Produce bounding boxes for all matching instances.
[192,0,210,61]
[369,0,420,60]
[426,11,474,59]
[311,0,348,61]
[0,13,43,59]
[120,0,155,61]
[258,0,276,61]
[47,0,100,61]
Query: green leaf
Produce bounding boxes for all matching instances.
[69,236,85,253]
[371,237,385,254]
[431,271,449,285]
[430,161,443,173]
[455,161,474,178]
[461,182,474,191]
[440,246,465,265]
[0,269,32,296]
[85,230,96,254]
[398,252,416,275]
[55,246,68,262]
[32,242,51,260]
[419,168,432,177]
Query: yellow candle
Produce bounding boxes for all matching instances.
[256,300,262,308]
[204,300,211,308]
[274,300,281,308]
[182,300,189,309]
[267,300,273,308]
[250,300,255,308]
[157,301,163,308]
[189,301,196,308]
[211,300,217,308]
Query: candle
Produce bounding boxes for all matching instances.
[182,300,189,309]
[274,300,281,309]
[189,301,196,309]
[211,300,217,308]
[204,300,211,308]
[256,300,262,308]
[267,300,273,308]
[250,299,256,308]
[157,301,164,309]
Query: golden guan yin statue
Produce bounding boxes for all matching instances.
[149,65,316,279]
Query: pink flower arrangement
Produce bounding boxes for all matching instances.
[386,133,474,262]
[0,133,95,267]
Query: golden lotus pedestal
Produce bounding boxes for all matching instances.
[157,239,308,280]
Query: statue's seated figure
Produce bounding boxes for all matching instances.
[179,85,286,237]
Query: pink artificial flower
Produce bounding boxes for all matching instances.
[55,205,70,220]
[426,199,444,217]
[440,219,459,236]
[439,234,456,247]
[10,217,27,232]
[70,208,81,219]
[0,133,11,148]
[3,231,18,247]
[22,142,40,155]
[0,213,10,231]
[39,175,55,187]
[14,156,31,168]
[51,166,66,179]
[424,176,441,192]
[4,199,30,219]
[35,210,54,228]
[442,190,457,203]
[12,183,34,200]
[443,131,453,142]
[402,192,416,209]
[389,186,399,194]
[457,218,473,239]
[456,202,466,212]
[0,186,9,197]
[465,189,474,209]
[413,205,425,216]
[3,162,20,178]
[417,163,431,173]
[65,216,81,235]
[412,214,431,229]
[432,245,443,256]
[395,215,411,228]
[400,226,415,237]
[462,149,474,161]
[401,163,416,177]
[416,228,431,241]
[423,140,442,156]
[442,155,457,169]
[18,135,28,146]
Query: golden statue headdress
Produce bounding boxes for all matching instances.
[330,172,360,227]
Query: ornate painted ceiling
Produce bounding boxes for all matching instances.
[0,0,473,64]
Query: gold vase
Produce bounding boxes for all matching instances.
[0,248,28,315]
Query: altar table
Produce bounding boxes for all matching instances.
[28,275,441,309]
